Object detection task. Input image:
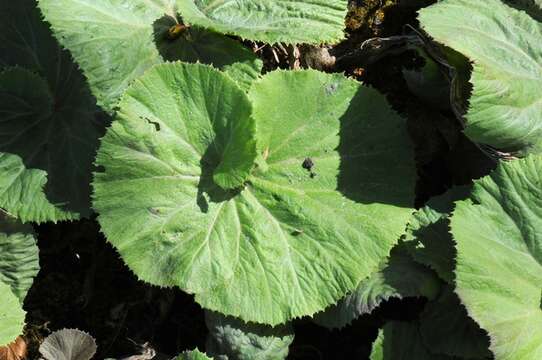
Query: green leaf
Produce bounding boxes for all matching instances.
[38,0,263,112]
[419,286,491,359]
[419,0,542,154]
[370,321,452,360]
[0,67,100,222]
[176,349,213,360]
[313,244,440,329]
[0,213,39,302]
[175,0,348,44]
[205,311,294,360]
[93,65,415,325]
[0,281,25,347]
[404,186,471,283]
[451,155,542,359]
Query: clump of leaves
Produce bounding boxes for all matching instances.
[1,0,542,358]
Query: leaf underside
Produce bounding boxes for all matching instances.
[419,0,542,154]
[39,329,97,360]
[451,155,542,359]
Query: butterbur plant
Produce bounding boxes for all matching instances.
[1,0,542,358]
[92,63,416,324]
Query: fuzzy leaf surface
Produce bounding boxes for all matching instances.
[94,66,415,325]
[205,311,293,360]
[451,155,542,359]
[313,244,440,329]
[175,0,348,44]
[0,214,39,302]
[38,0,262,112]
[0,282,25,347]
[419,0,542,154]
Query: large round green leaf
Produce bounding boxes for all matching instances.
[0,67,100,222]
[175,0,348,44]
[0,281,25,347]
[451,155,542,359]
[38,0,263,112]
[93,64,415,324]
[419,0,542,154]
[0,213,39,302]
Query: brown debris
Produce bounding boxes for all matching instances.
[0,337,27,360]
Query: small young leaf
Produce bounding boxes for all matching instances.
[451,155,542,359]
